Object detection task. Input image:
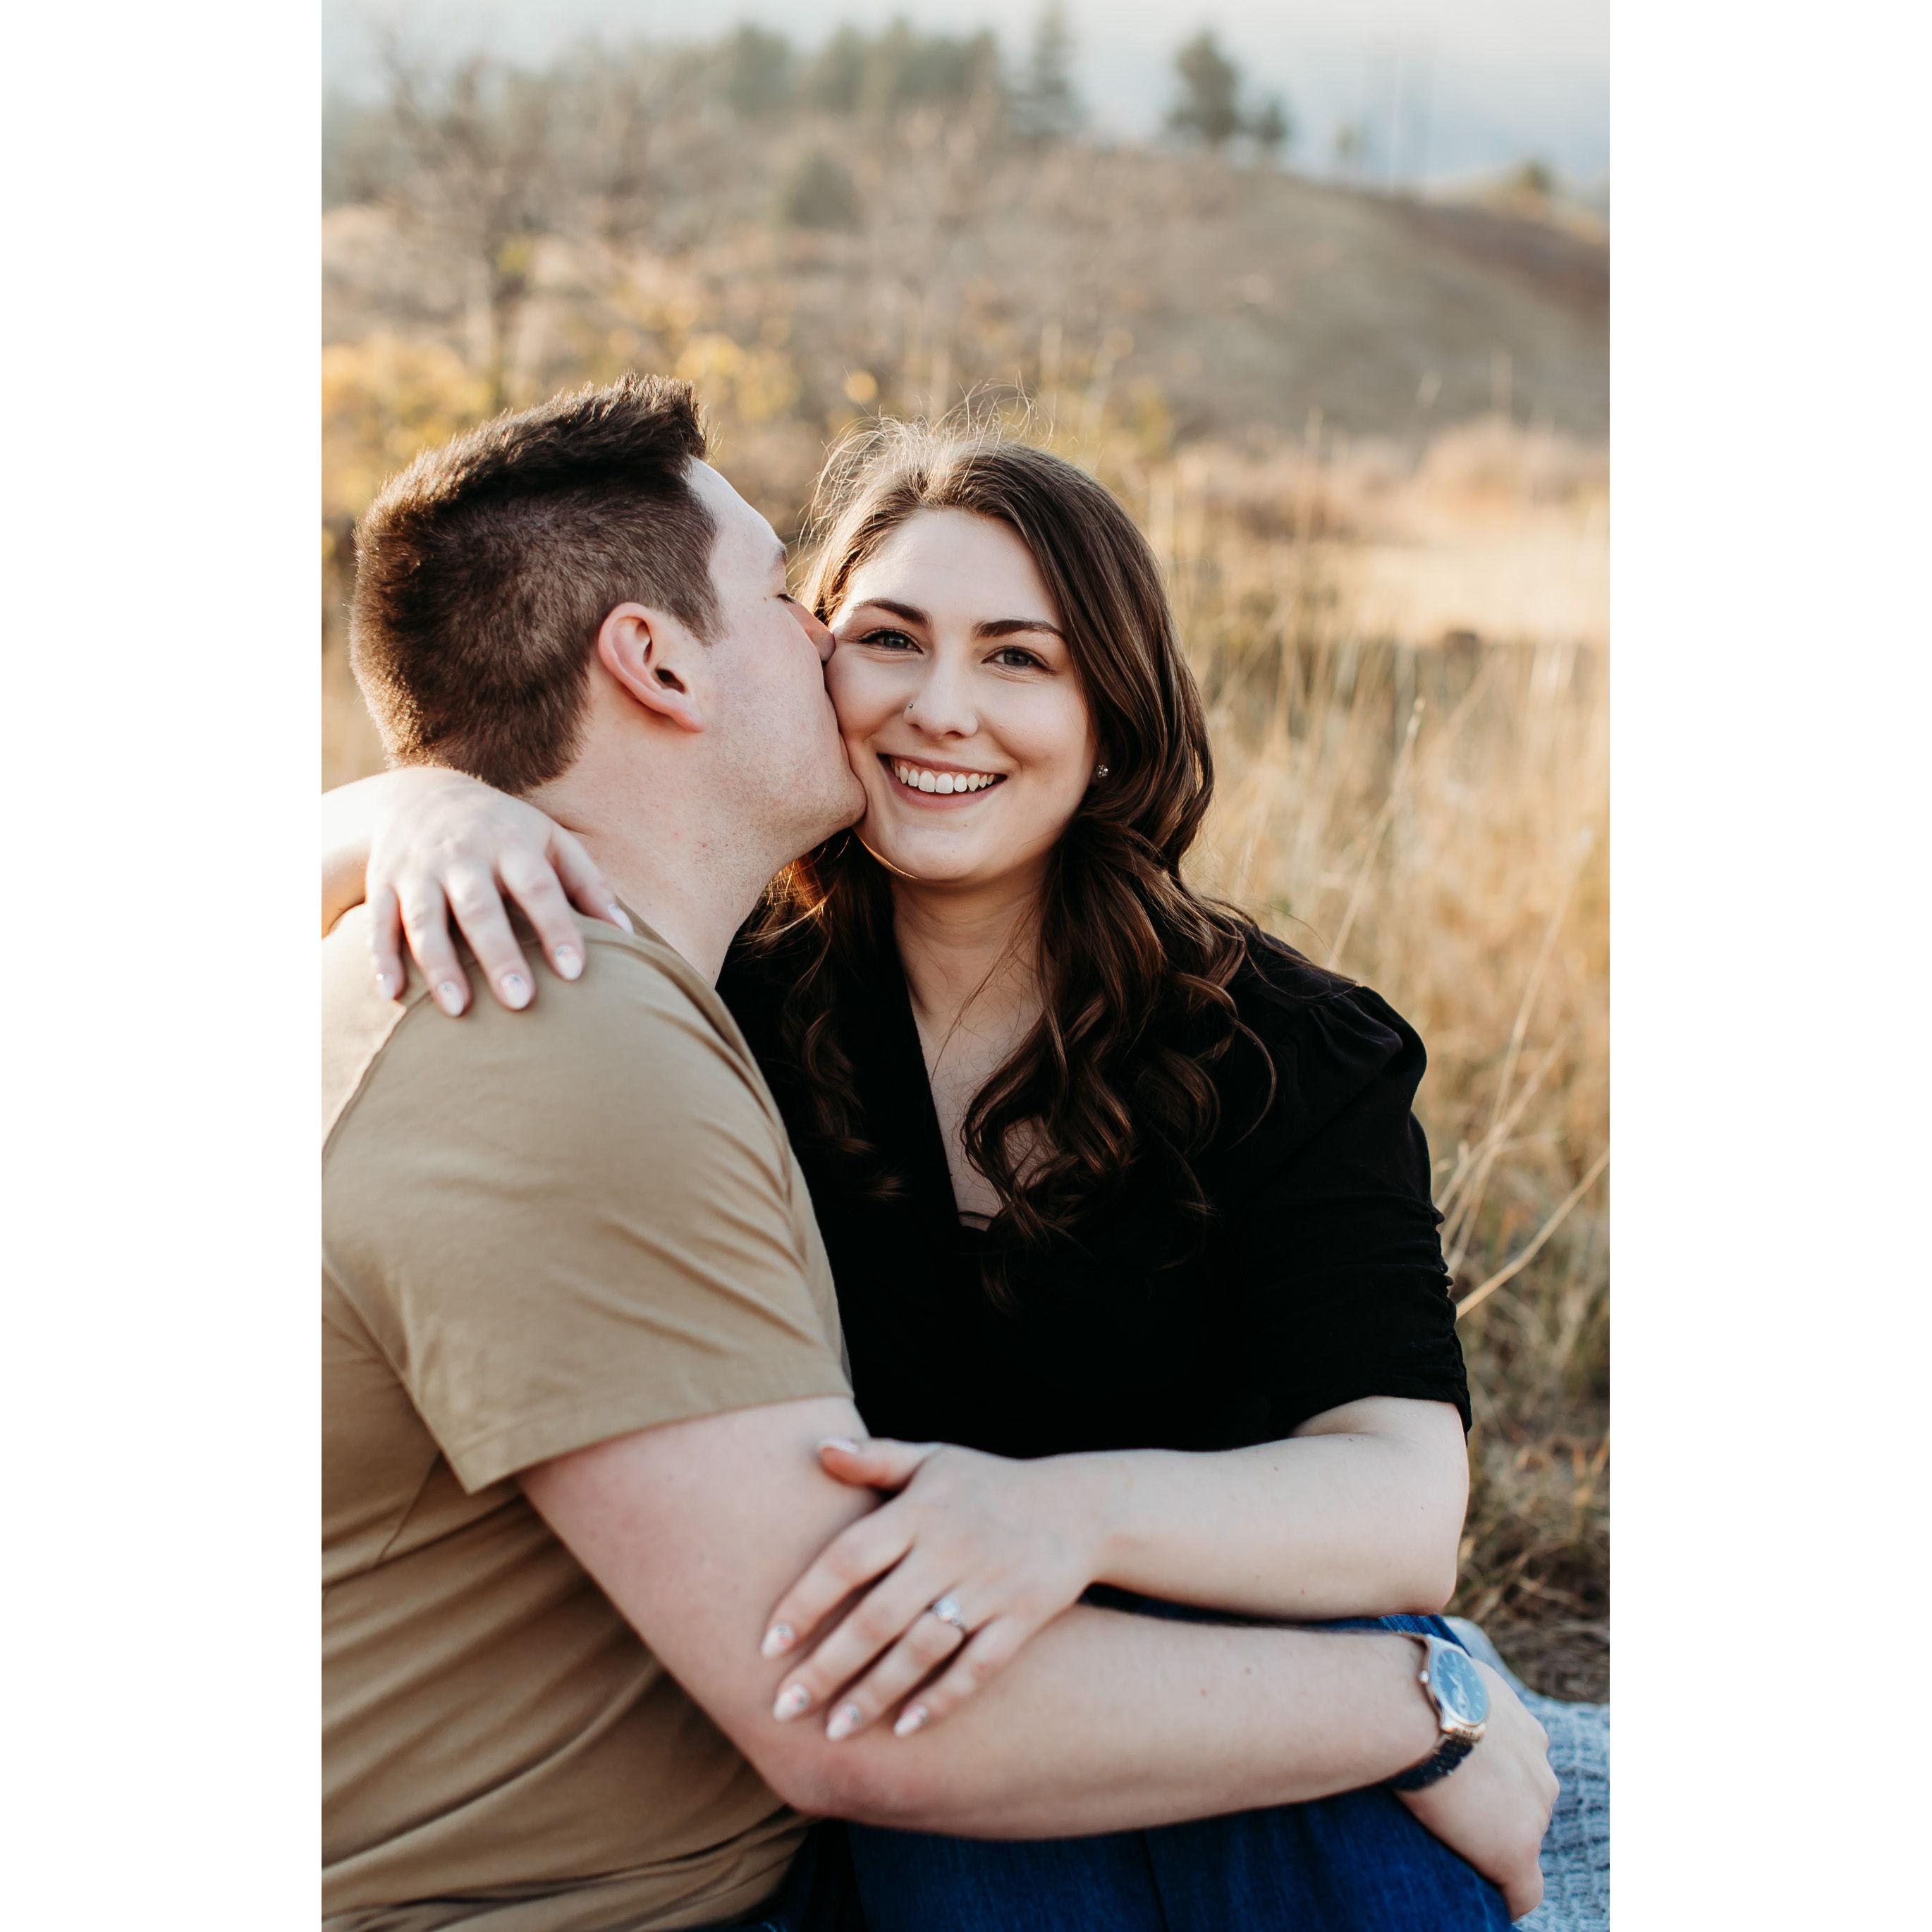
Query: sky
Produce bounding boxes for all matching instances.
[322,0,1608,186]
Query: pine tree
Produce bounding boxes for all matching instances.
[1249,92,1292,161]
[1166,30,1242,151]
[1014,4,1082,145]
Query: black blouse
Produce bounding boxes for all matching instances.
[717,929,1469,1461]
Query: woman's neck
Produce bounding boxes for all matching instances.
[891,869,1046,1040]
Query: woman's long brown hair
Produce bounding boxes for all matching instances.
[749,419,1274,1294]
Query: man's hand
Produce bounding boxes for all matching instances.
[1398,1660,1558,1921]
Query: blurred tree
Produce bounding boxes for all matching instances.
[777,148,862,231]
[1333,118,1364,178]
[361,52,561,412]
[1249,92,1292,160]
[338,39,667,412]
[713,25,795,119]
[1510,157,1555,200]
[862,20,1004,119]
[1167,30,1242,150]
[800,24,868,114]
[1013,4,1082,145]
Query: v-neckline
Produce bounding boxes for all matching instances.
[872,941,998,1247]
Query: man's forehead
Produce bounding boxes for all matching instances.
[688,458,784,567]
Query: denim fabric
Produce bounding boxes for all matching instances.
[844,1609,1511,1932]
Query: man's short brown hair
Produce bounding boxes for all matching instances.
[350,374,715,793]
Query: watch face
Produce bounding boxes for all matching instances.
[1431,1644,1489,1728]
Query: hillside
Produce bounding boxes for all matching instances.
[324,144,1606,451]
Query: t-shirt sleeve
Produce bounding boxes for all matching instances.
[1228,985,1472,1435]
[324,939,852,1492]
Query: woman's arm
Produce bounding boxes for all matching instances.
[1075,1395,1467,1616]
[760,1397,1466,1741]
[321,769,624,1012]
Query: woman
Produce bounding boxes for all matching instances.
[323,422,1515,1928]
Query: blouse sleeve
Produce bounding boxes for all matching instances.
[1227,983,1472,1436]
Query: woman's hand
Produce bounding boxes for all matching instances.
[360,768,627,1015]
[762,1437,1106,1742]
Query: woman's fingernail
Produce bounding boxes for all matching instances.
[555,946,582,980]
[761,1623,795,1659]
[826,1704,862,1742]
[374,970,398,1001]
[894,1705,929,1738]
[501,973,531,1008]
[608,903,634,933]
[436,982,465,1015]
[773,1684,810,1722]
[817,1437,860,1456]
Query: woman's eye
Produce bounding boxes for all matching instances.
[860,628,918,651]
[992,646,1046,671]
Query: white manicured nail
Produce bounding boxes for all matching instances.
[436,982,464,1015]
[608,903,633,933]
[773,1685,809,1722]
[501,973,530,1008]
[555,947,582,980]
[761,1623,795,1659]
[894,1705,929,1738]
[826,1704,862,1742]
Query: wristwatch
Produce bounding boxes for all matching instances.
[1386,1633,1490,1791]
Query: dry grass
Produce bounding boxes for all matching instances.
[1130,437,1608,1701]
[320,109,1608,1699]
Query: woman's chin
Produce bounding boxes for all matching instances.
[852,818,987,888]
[860,840,974,888]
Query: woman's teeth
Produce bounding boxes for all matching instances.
[890,759,1004,795]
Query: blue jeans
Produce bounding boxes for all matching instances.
[721,1613,1510,1932]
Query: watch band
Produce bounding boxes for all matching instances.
[1386,1730,1477,1792]
[1386,1632,1485,1792]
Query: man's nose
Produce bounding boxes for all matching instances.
[790,601,838,666]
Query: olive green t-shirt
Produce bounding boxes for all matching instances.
[322,908,851,1932]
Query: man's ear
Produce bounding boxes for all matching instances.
[596,603,706,735]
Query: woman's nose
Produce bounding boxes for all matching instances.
[905,659,977,736]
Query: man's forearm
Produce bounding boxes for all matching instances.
[790,1601,1438,1836]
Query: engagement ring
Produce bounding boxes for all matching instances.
[929,1596,967,1632]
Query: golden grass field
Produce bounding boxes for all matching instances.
[323,55,1608,1697]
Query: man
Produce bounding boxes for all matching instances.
[323,374,1554,1931]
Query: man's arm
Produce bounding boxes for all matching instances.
[522,1393,1547,1862]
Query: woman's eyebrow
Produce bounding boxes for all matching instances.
[974,616,1065,641]
[848,598,1063,641]
[850,597,929,626]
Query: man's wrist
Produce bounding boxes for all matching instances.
[1359,1630,1450,1783]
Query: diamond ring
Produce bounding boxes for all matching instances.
[929,1595,967,1632]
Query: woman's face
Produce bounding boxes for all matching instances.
[825,508,1100,895]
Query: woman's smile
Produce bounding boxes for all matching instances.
[880,754,1010,802]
